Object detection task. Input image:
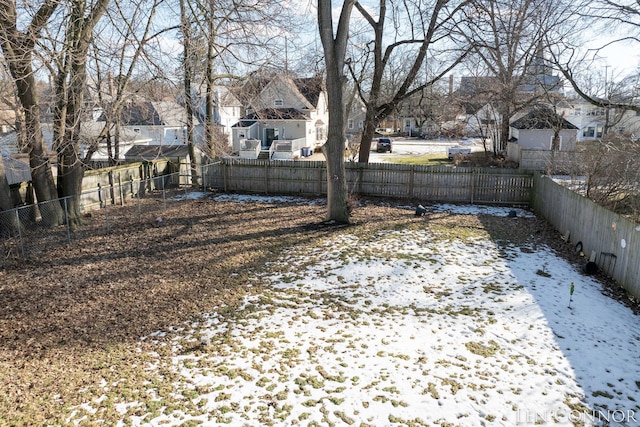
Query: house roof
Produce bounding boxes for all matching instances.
[124,144,193,161]
[510,108,578,130]
[215,86,243,107]
[97,101,186,126]
[234,74,325,110]
[244,108,310,121]
[293,77,324,107]
[80,121,148,142]
[232,120,259,128]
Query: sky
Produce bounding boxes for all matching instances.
[68,193,640,427]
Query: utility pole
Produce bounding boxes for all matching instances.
[604,64,610,136]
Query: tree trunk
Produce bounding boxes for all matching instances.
[12,58,65,226]
[358,109,378,163]
[323,68,350,223]
[318,0,354,223]
[0,0,65,227]
[55,0,109,225]
[181,0,198,186]
[497,103,512,155]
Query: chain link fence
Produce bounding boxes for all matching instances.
[1,170,206,267]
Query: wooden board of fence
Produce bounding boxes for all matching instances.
[205,159,533,205]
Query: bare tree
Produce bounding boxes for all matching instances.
[318,0,355,223]
[576,135,640,221]
[179,0,198,185]
[87,0,173,166]
[184,0,297,158]
[350,0,470,163]
[0,0,66,226]
[459,0,574,154]
[29,0,111,224]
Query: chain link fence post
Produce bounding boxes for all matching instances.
[201,164,206,193]
[64,197,71,244]
[162,173,167,211]
[103,186,110,233]
[15,209,24,257]
[137,179,142,223]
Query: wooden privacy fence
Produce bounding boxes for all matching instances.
[204,159,533,205]
[532,174,640,299]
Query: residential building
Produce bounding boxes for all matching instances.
[507,106,579,165]
[559,98,640,141]
[230,74,329,159]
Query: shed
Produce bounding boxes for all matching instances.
[510,107,578,151]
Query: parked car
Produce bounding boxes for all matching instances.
[376,138,392,153]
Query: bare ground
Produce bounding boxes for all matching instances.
[0,191,636,425]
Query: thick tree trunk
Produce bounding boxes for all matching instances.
[0,6,64,226]
[56,66,87,225]
[54,0,109,225]
[323,70,350,223]
[13,59,65,226]
[318,0,354,223]
[497,103,512,155]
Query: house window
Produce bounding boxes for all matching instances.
[550,135,563,149]
[359,121,364,130]
[573,107,581,116]
[316,126,326,141]
[348,119,354,129]
[596,126,604,138]
[274,99,284,107]
[405,119,411,129]
[583,126,595,138]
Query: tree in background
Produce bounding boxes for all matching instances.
[85,0,171,167]
[350,0,470,163]
[575,135,640,221]
[180,0,299,160]
[552,0,640,118]
[459,0,575,154]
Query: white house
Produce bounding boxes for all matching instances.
[560,98,640,141]
[231,75,329,160]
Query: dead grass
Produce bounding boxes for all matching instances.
[0,191,634,425]
[0,193,416,425]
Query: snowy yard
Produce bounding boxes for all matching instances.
[66,196,640,426]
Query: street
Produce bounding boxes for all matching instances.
[368,136,485,163]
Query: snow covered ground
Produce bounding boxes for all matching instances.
[75,195,640,426]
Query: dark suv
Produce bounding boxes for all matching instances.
[376,138,392,153]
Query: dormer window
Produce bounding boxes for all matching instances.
[274,99,284,107]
